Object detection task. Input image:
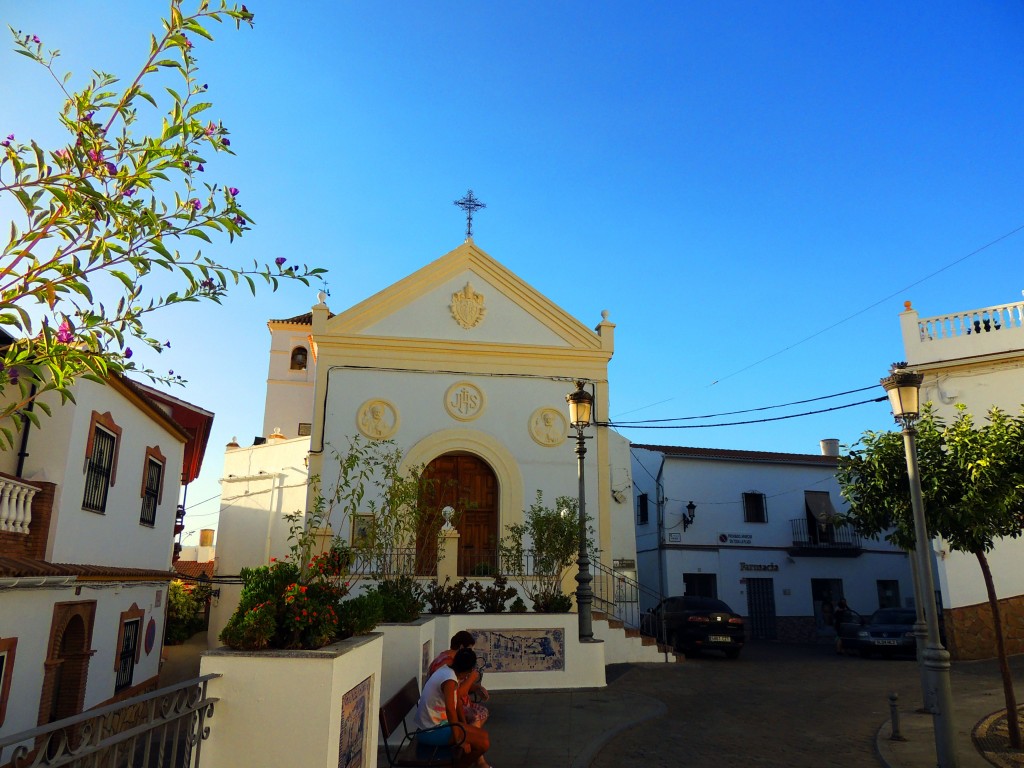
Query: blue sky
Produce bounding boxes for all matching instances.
[3,2,1023,541]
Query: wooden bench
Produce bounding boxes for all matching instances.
[379,678,467,768]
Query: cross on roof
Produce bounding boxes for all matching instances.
[453,189,486,240]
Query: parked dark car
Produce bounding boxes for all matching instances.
[643,596,746,658]
[840,608,917,658]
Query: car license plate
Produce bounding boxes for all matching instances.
[709,635,731,643]
[876,639,898,645]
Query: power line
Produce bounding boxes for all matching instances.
[605,395,886,429]
[612,384,876,425]
[707,221,1024,387]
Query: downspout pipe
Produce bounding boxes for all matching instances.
[15,383,37,478]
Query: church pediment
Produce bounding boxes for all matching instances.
[323,242,607,351]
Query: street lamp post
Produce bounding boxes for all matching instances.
[881,363,959,768]
[566,380,594,642]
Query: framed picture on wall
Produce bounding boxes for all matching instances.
[351,514,373,548]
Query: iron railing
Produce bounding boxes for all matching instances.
[790,519,862,549]
[0,674,220,768]
[590,557,666,640]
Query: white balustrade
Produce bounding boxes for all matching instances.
[917,300,1024,342]
[0,476,38,535]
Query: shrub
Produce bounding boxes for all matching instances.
[532,592,573,613]
[509,596,528,613]
[500,491,592,613]
[165,580,203,644]
[422,577,478,614]
[365,576,425,622]
[337,592,384,637]
[219,548,351,651]
[471,575,518,613]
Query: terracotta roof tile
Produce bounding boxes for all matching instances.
[0,557,175,581]
[172,560,215,580]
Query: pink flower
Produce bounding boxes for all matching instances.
[56,319,73,344]
[228,187,238,196]
[189,199,201,211]
[275,257,286,267]
[87,149,100,162]
[205,122,216,136]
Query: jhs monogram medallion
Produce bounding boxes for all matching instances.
[444,381,485,421]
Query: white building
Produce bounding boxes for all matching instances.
[899,294,1024,659]
[0,375,212,758]
[210,239,639,636]
[632,442,912,642]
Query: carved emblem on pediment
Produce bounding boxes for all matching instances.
[450,282,487,329]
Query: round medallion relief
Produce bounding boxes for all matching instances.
[529,407,567,447]
[444,381,485,421]
[356,399,399,440]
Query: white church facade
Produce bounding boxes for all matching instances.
[210,240,637,638]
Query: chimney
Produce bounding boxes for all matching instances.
[199,529,215,547]
[820,439,840,457]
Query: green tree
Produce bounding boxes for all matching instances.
[500,491,590,612]
[0,1,325,446]
[837,404,1024,748]
[305,436,437,589]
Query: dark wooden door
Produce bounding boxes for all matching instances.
[418,454,498,577]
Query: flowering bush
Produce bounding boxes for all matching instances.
[0,1,325,444]
[219,548,352,651]
[166,579,205,644]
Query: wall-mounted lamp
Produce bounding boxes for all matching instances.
[682,500,696,531]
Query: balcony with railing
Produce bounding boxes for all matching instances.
[788,518,862,557]
[0,473,53,560]
[901,298,1024,365]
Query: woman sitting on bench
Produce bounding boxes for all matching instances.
[415,648,492,768]
[429,631,490,726]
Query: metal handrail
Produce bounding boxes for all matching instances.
[589,557,667,641]
[0,674,221,768]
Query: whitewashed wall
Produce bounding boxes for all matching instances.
[631,447,912,616]
[208,436,311,644]
[0,581,167,757]
[200,634,384,768]
[317,368,596,547]
[31,379,186,571]
[262,324,316,440]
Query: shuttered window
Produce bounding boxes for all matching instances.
[140,459,162,526]
[83,427,117,513]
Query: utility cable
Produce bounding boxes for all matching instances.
[613,384,876,424]
[604,395,886,429]
[707,221,1024,387]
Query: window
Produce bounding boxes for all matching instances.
[636,493,649,525]
[683,572,718,598]
[0,637,16,726]
[297,422,312,437]
[877,580,901,609]
[140,459,163,526]
[290,346,308,370]
[83,412,122,513]
[742,492,767,523]
[114,606,144,693]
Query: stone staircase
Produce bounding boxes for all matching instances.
[592,611,683,663]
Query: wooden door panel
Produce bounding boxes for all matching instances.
[418,454,498,577]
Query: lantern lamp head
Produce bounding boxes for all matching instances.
[566,380,594,430]
[880,362,924,424]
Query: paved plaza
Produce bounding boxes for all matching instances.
[479,642,1024,768]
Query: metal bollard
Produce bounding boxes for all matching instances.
[888,692,905,741]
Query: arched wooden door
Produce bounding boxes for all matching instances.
[417,454,498,577]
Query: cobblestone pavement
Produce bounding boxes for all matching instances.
[590,642,924,768]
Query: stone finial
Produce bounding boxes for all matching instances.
[904,301,912,311]
[226,436,240,450]
[268,427,286,441]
